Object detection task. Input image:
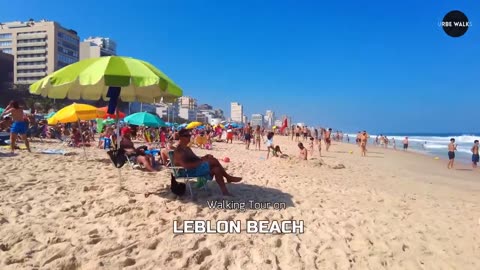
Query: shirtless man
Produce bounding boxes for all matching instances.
[471,140,479,169]
[174,129,242,196]
[298,142,308,160]
[0,101,31,153]
[403,137,409,151]
[244,122,252,150]
[325,128,332,151]
[360,131,368,157]
[447,138,457,169]
[356,131,361,146]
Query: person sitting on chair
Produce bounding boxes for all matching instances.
[120,133,157,172]
[173,129,242,196]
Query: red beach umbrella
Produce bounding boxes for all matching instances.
[99,106,126,119]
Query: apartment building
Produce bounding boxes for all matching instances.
[0,19,80,84]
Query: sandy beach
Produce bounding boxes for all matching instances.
[1,136,479,269]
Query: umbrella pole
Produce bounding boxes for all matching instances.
[77,118,87,160]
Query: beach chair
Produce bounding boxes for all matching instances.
[167,150,212,199]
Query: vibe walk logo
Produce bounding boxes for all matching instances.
[441,10,471,37]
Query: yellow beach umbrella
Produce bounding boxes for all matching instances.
[186,121,203,129]
[48,103,105,125]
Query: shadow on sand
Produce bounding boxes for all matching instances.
[146,182,295,211]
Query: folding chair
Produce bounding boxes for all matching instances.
[168,150,211,199]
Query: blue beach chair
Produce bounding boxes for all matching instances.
[168,150,213,199]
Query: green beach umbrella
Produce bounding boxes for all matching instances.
[44,111,56,119]
[124,112,166,127]
[29,56,182,103]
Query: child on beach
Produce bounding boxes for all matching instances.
[265,132,275,159]
[308,137,314,155]
[447,138,457,169]
[298,142,308,160]
[471,140,479,169]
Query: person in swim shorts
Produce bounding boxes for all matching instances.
[447,138,457,169]
[471,140,479,169]
[244,122,252,150]
[0,100,31,154]
[174,129,242,196]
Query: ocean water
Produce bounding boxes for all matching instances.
[344,133,480,164]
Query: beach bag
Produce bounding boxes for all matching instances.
[107,148,127,168]
[170,173,186,196]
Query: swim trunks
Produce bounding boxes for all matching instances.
[11,121,27,134]
[448,151,455,160]
[326,138,331,144]
[403,144,408,149]
[244,134,251,141]
[184,161,211,177]
[472,154,479,164]
[295,133,300,137]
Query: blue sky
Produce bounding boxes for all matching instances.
[1,0,479,133]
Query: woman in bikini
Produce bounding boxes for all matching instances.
[0,101,31,154]
[254,125,262,150]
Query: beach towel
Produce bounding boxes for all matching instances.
[40,149,72,155]
[1,145,27,150]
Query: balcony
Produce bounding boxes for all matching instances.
[16,48,47,55]
[17,64,47,70]
[17,56,46,62]
[17,41,47,48]
[17,33,47,40]
[17,71,47,77]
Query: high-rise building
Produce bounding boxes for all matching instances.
[251,114,264,128]
[177,96,197,121]
[265,110,275,128]
[242,115,248,124]
[230,102,243,123]
[80,36,116,60]
[0,19,80,84]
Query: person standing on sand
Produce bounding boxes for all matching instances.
[254,125,262,150]
[298,142,308,160]
[0,100,31,154]
[356,131,361,146]
[325,128,332,151]
[471,140,479,169]
[403,137,409,151]
[360,131,368,157]
[265,132,276,159]
[244,122,252,150]
[308,137,314,155]
[392,137,396,150]
[447,138,457,169]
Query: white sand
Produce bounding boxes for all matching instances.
[0,136,479,269]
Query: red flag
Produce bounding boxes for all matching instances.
[280,118,288,134]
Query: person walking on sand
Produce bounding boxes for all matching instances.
[0,100,31,154]
[403,137,409,151]
[254,125,262,150]
[244,122,252,150]
[447,138,457,169]
[392,137,396,150]
[360,131,368,157]
[298,142,308,160]
[325,128,332,151]
[471,140,479,169]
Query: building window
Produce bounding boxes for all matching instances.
[0,41,12,47]
[1,48,12,54]
[0,33,12,39]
